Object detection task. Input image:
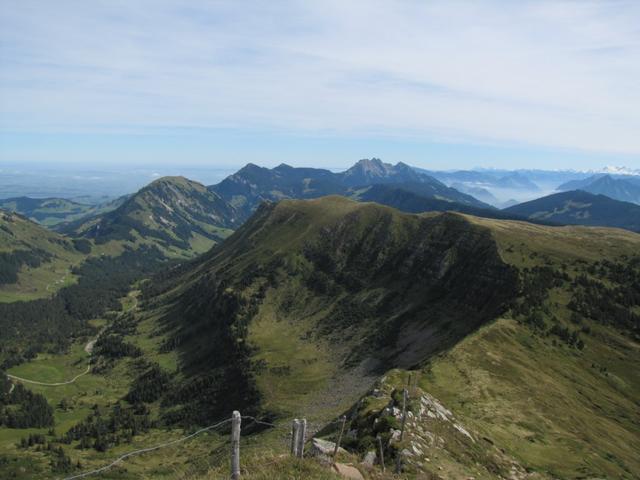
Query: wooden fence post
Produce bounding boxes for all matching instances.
[290,419,300,456]
[377,436,385,472]
[395,451,403,474]
[399,388,408,441]
[333,416,346,461]
[396,388,408,474]
[296,418,307,458]
[230,411,241,479]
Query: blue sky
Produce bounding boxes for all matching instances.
[1,0,639,171]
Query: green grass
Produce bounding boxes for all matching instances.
[0,211,85,302]
[8,342,88,383]
[249,290,336,416]
[415,215,640,478]
[419,318,640,479]
[125,313,178,373]
[466,214,640,266]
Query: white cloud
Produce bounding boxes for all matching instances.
[0,0,639,155]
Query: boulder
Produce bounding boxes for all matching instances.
[333,463,365,480]
[309,438,347,458]
[361,450,376,468]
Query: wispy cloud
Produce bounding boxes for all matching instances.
[1,0,639,156]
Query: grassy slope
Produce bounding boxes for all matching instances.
[0,211,84,302]
[1,291,339,480]
[144,197,517,425]
[415,216,640,479]
[0,196,128,228]
[504,190,640,232]
[69,176,236,260]
[0,296,197,480]
[0,197,94,227]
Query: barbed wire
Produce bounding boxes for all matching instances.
[61,418,232,480]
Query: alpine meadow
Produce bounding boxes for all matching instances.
[1,2,639,480]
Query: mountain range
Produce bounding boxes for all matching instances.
[210,158,489,221]
[51,159,493,261]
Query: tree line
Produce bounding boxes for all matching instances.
[0,374,54,429]
[0,245,168,369]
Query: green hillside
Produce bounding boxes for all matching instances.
[504,190,640,232]
[0,210,85,302]
[0,195,127,228]
[340,215,640,479]
[67,176,239,258]
[144,197,640,478]
[0,197,92,227]
[353,183,536,222]
[2,197,639,479]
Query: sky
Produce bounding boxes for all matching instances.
[1,0,639,171]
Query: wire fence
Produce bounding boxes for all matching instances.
[58,411,371,480]
[58,361,419,480]
[62,418,234,480]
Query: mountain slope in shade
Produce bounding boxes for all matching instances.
[209,163,343,220]
[421,169,543,190]
[557,175,640,204]
[451,182,499,205]
[209,158,488,221]
[0,210,84,301]
[504,190,640,232]
[557,174,606,191]
[340,161,491,207]
[354,183,542,222]
[68,176,239,257]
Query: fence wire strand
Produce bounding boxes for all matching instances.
[61,414,346,480]
[62,418,232,480]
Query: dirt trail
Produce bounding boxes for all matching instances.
[45,270,69,292]
[6,293,139,390]
[6,334,95,387]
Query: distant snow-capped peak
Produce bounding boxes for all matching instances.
[598,165,640,176]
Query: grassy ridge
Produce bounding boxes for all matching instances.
[420,318,640,478]
[409,214,640,478]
